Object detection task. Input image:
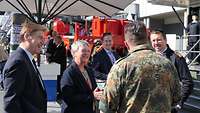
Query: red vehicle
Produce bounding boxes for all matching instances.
[74,16,129,56]
[51,16,130,56]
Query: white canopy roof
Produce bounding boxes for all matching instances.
[148,0,200,7]
[0,0,135,24]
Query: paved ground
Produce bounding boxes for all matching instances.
[47,102,60,113]
[0,90,195,113]
[0,90,3,113]
[0,90,61,113]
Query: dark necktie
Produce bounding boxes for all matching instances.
[32,59,45,90]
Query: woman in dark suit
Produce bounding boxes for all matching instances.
[60,40,102,113]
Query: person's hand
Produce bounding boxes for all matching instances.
[175,104,182,109]
[171,102,183,113]
[175,101,183,110]
[93,87,103,100]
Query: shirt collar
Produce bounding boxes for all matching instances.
[160,47,168,54]
[104,48,109,53]
[19,46,34,61]
[129,43,154,54]
[104,48,112,53]
[192,20,198,23]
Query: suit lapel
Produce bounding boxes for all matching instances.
[102,49,113,65]
[85,66,97,90]
[113,51,119,60]
[18,48,46,93]
[72,62,94,92]
[33,65,46,92]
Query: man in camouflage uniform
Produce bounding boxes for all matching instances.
[99,21,181,113]
[150,30,193,113]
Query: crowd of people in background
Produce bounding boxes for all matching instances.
[0,20,194,113]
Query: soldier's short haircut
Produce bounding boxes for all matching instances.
[71,40,89,57]
[124,21,147,44]
[151,29,167,40]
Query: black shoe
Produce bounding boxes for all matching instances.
[171,107,178,113]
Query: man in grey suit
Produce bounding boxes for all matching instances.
[3,21,48,113]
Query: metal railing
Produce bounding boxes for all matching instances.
[178,35,200,67]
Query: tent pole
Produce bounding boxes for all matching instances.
[172,6,187,30]
[42,0,77,24]
[37,0,42,23]
[95,0,123,10]
[42,0,69,24]
[5,0,36,23]
[80,0,111,17]
[42,0,60,23]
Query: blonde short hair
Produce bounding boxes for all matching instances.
[20,20,48,40]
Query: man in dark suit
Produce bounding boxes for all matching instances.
[45,30,58,63]
[187,13,200,63]
[49,35,67,102]
[61,40,103,113]
[91,33,120,80]
[150,29,193,113]
[47,35,66,75]
[3,21,47,113]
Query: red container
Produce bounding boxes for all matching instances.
[92,18,104,37]
[53,19,69,35]
[120,19,129,35]
[106,19,121,35]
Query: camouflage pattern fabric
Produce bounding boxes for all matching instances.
[99,44,181,113]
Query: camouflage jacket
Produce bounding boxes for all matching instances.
[99,44,181,113]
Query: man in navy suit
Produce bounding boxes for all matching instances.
[3,21,47,113]
[91,33,120,80]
